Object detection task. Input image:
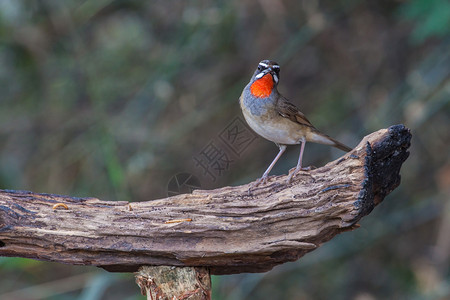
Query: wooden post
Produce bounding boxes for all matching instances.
[135,266,211,300]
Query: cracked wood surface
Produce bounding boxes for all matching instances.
[0,125,411,275]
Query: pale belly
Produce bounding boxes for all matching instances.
[243,110,303,145]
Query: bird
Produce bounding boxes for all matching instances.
[239,59,352,186]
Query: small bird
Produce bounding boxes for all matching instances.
[239,60,352,185]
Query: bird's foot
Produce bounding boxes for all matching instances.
[248,175,273,195]
[288,165,315,174]
[253,175,269,187]
[286,170,297,184]
[287,165,315,184]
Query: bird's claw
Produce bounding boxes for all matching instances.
[286,172,295,184]
[287,165,315,184]
[252,175,269,187]
[248,175,272,195]
[288,165,315,174]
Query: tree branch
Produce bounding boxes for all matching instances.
[0,125,411,275]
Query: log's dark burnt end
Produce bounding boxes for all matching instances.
[355,124,411,220]
[0,126,411,275]
[372,125,411,204]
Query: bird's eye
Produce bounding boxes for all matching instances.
[257,66,263,71]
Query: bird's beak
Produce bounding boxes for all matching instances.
[255,68,271,79]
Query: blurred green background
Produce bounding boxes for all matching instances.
[0,0,449,299]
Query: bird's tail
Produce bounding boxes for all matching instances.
[310,131,352,152]
[330,137,352,152]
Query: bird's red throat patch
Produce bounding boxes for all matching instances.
[250,74,273,98]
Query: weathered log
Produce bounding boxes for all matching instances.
[0,125,411,275]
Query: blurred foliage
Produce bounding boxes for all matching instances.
[399,0,450,43]
[0,0,449,299]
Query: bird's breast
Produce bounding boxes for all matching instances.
[240,92,302,145]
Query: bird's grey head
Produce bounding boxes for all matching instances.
[253,60,280,84]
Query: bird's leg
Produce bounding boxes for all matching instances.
[287,138,306,183]
[252,145,287,187]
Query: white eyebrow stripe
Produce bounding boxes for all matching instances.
[272,65,280,69]
[258,62,269,68]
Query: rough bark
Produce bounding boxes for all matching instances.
[0,125,411,275]
[135,266,211,300]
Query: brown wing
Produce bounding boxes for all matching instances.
[275,96,315,128]
[275,96,352,152]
